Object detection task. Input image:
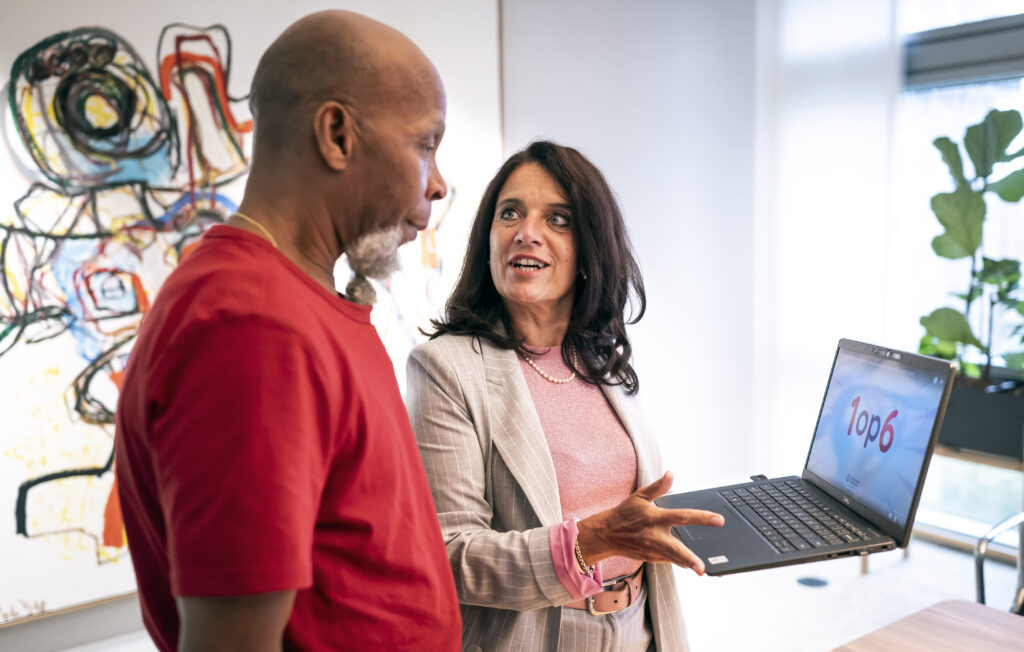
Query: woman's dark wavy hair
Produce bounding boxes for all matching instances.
[428,140,646,394]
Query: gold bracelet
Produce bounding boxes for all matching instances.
[574,537,595,578]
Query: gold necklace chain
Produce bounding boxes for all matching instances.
[231,211,278,249]
[521,346,578,384]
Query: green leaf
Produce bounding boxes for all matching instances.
[977,257,1021,286]
[920,307,985,350]
[1004,352,1024,370]
[933,137,967,188]
[932,235,969,258]
[929,187,985,259]
[962,361,982,378]
[988,168,1024,202]
[964,109,1023,179]
[918,334,958,360]
[951,286,984,303]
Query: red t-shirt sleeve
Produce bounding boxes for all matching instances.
[147,316,331,597]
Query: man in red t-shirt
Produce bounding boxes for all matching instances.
[114,10,460,651]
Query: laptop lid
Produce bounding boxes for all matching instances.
[802,338,955,546]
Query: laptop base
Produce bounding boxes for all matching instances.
[656,476,897,576]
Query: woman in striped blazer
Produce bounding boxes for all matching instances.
[406,141,723,651]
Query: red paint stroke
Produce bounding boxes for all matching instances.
[72,266,146,329]
[159,52,252,134]
[102,474,125,548]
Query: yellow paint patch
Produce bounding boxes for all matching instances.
[84,95,118,129]
[4,268,24,302]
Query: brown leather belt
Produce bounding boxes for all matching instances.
[564,566,643,616]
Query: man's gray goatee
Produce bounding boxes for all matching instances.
[345,273,377,305]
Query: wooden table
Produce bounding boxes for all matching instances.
[832,599,1024,651]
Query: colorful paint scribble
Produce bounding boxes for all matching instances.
[1,23,251,624]
[1,21,462,627]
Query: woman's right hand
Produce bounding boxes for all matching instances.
[575,470,724,575]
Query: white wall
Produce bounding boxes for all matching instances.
[501,0,758,489]
[0,1,500,649]
[752,0,900,477]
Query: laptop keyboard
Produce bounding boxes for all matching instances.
[719,480,873,554]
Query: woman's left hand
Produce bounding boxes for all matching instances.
[575,470,724,575]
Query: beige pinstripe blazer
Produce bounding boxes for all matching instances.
[406,333,689,651]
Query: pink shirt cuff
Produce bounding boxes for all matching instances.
[549,519,603,600]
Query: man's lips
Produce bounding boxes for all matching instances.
[401,218,429,243]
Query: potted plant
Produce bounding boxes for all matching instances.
[919,108,1024,461]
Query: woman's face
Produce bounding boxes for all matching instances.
[488,162,578,319]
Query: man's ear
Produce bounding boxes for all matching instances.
[313,100,354,171]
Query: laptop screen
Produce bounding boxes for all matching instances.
[805,345,949,533]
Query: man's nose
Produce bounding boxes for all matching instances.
[428,163,447,201]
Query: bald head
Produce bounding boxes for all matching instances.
[249,10,438,151]
[237,10,447,278]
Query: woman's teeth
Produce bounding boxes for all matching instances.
[512,260,546,270]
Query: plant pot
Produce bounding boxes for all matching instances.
[937,380,1024,462]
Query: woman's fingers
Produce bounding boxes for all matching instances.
[660,507,724,528]
[633,470,674,502]
[637,470,724,528]
[581,470,723,573]
[651,512,719,575]
[662,537,708,575]
[621,526,707,574]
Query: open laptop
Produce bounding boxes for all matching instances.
[655,338,956,575]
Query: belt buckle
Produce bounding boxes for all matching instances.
[586,595,614,616]
[586,584,632,616]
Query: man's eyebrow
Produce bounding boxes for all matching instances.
[415,120,445,140]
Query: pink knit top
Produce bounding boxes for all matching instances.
[518,345,643,599]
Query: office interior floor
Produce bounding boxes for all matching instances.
[675,536,1020,651]
[59,537,1020,652]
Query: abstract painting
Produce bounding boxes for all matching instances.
[0,21,462,626]
[1,23,253,624]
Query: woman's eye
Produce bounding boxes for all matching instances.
[497,208,517,221]
[549,213,570,228]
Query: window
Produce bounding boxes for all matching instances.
[892,3,1024,556]
[898,0,1024,35]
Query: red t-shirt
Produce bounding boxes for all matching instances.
[114,225,460,651]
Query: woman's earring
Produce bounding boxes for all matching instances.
[579,269,587,280]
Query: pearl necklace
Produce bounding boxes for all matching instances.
[521,346,578,384]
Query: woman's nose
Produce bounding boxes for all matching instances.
[514,215,541,245]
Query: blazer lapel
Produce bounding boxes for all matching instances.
[481,342,563,526]
[602,383,660,487]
